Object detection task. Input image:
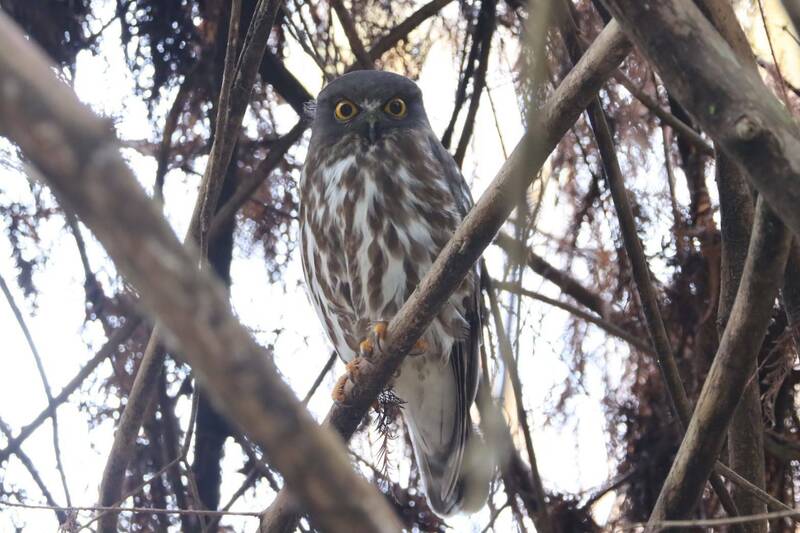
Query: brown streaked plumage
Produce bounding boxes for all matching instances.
[299,70,491,516]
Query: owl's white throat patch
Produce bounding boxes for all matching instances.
[359,99,383,112]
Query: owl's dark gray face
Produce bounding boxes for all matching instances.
[308,70,431,150]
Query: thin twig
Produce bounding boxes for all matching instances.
[0,499,262,518]
[0,419,66,524]
[454,0,496,166]
[484,272,553,533]
[365,0,455,62]
[757,0,791,108]
[617,508,800,531]
[330,0,372,68]
[492,280,653,354]
[495,233,613,318]
[612,70,713,156]
[485,82,508,159]
[0,320,141,464]
[0,271,72,505]
[301,351,337,405]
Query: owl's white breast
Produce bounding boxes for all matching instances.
[302,131,466,364]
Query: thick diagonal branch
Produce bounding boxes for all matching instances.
[0,11,402,533]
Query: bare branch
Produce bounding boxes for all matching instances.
[366,0,455,62]
[301,351,338,406]
[484,273,553,533]
[601,0,800,240]
[782,0,800,39]
[0,320,141,464]
[195,0,245,251]
[612,71,713,156]
[696,1,769,527]
[97,334,165,530]
[208,119,307,243]
[0,419,65,524]
[494,233,613,318]
[492,280,653,354]
[330,0,373,68]
[0,10,402,533]
[0,270,71,506]
[454,0,496,166]
[646,198,790,527]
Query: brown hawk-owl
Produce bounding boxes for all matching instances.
[299,70,489,516]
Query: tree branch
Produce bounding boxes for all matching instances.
[782,0,800,39]
[454,0,496,166]
[0,10,403,533]
[647,198,790,528]
[330,0,373,68]
[0,320,141,465]
[601,0,800,240]
[494,233,613,319]
[695,1,769,528]
[0,270,71,506]
[0,418,65,524]
[208,119,307,243]
[612,70,713,156]
[492,280,653,354]
[484,273,553,533]
[366,0,455,61]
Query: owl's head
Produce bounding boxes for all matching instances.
[308,70,430,148]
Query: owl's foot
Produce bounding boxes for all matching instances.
[364,321,428,357]
[409,338,429,357]
[331,357,371,403]
[366,321,388,356]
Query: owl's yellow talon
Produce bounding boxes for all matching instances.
[346,358,365,380]
[332,358,370,404]
[372,321,387,339]
[359,339,374,358]
[410,338,428,356]
[332,374,349,403]
[369,321,389,354]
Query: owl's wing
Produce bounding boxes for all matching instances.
[427,135,476,218]
[427,134,482,498]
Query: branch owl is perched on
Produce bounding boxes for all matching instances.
[299,70,491,516]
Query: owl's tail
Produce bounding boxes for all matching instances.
[408,419,493,517]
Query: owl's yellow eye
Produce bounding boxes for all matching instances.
[384,97,407,118]
[334,99,358,122]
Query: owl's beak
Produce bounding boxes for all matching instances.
[365,113,380,144]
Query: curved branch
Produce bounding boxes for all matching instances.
[0,9,403,533]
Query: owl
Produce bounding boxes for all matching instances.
[299,70,490,516]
